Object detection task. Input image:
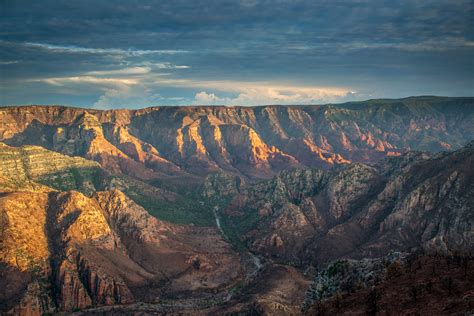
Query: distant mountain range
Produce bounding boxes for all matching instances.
[0,96,473,315]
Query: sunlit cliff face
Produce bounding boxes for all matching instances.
[1,98,472,181]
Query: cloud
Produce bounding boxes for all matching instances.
[85,67,151,76]
[195,91,225,104]
[37,65,359,106]
[142,62,191,69]
[93,86,163,109]
[36,64,190,88]
[338,38,474,52]
[34,65,175,89]
[284,38,474,53]
[193,85,358,106]
[0,60,20,65]
[36,76,138,89]
[21,42,187,56]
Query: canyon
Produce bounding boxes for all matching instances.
[0,96,473,315]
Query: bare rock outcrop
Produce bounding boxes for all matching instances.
[222,142,474,264]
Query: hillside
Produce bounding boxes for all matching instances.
[0,142,105,194]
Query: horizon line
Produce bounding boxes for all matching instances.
[1,95,473,111]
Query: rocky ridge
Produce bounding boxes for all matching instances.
[1,97,472,180]
[220,142,474,265]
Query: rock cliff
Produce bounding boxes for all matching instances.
[1,97,472,180]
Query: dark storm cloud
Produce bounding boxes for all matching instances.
[0,0,473,107]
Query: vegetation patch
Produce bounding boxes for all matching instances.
[126,187,215,227]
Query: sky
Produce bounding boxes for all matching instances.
[0,0,473,108]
